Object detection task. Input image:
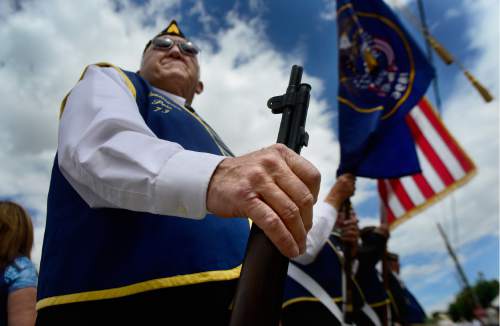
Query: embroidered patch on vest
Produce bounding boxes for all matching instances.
[149,92,180,114]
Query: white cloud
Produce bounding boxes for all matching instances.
[386,0,413,10]
[358,214,379,229]
[187,1,216,33]
[320,0,337,21]
[444,8,461,21]
[195,12,341,202]
[248,0,267,14]
[1,1,342,269]
[0,0,181,268]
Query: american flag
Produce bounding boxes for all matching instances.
[378,98,476,229]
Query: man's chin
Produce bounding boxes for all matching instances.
[157,65,188,79]
[149,72,187,93]
[159,60,187,70]
[158,72,189,85]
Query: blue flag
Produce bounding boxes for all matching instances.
[336,0,434,178]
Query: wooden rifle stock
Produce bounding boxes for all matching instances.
[229,65,311,326]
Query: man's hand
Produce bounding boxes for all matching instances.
[206,144,321,258]
[324,174,355,211]
[335,209,359,246]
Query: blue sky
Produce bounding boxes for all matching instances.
[0,0,498,314]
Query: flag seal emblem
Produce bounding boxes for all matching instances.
[337,3,416,120]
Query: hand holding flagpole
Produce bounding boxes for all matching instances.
[325,174,357,324]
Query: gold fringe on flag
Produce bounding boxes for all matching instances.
[391,0,453,66]
[426,34,454,65]
[390,0,494,104]
[463,70,494,103]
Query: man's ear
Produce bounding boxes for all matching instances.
[195,81,204,94]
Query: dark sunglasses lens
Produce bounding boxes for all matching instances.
[180,42,199,55]
[153,37,174,49]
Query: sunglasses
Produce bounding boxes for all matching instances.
[151,36,200,56]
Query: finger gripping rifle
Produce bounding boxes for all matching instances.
[229,65,311,326]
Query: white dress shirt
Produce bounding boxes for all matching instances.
[58,65,224,219]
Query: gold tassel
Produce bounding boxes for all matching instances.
[464,70,494,103]
[426,35,454,65]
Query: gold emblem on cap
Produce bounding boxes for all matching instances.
[166,22,181,36]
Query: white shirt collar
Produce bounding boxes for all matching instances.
[152,86,187,108]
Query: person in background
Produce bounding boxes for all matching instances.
[0,201,38,326]
[281,174,369,326]
[36,19,320,325]
[387,252,427,326]
[355,225,391,324]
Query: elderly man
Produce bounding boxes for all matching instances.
[36,20,320,325]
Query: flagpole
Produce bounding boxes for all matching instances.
[341,199,355,325]
[391,0,494,103]
[380,203,389,326]
[416,0,443,113]
[436,223,485,324]
[415,0,461,264]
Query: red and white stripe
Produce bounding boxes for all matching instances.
[378,98,476,228]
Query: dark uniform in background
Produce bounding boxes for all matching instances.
[387,252,427,326]
[356,226,391,324]
[281,230,367,326]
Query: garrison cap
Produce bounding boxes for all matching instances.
[144,20,186,53]
[158,20,185,38]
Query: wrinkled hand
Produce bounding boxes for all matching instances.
[324,174,355,211]
[335,209,359,245]
[207,144,321,258]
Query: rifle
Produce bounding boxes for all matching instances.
[341,199,354,325]
[229,65,311,326]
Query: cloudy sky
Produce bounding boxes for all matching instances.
[1,0,498,314]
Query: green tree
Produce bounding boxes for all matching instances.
[475,278,499,308]
[447,278,499,322]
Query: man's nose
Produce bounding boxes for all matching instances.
[167,44,183,57]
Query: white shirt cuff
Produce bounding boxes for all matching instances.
[154,150,225,219]
[293,201,337,265]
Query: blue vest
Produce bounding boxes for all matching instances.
[356,270,389,307]
[283,234,367,311]
[356,232,390,307]
[37,64,250,310]
[282,234,344,308]
[404,286,426,323]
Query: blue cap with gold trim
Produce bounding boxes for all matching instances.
[144,20,186,53]
[158,20,185,38]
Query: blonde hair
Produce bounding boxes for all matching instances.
[0,201,34,270]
